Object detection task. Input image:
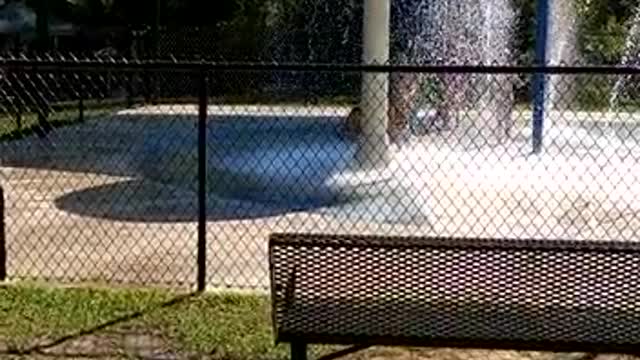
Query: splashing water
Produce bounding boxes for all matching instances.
[477,0,517,140]
[546,0,579,111]
[394,0,517,143]
[611,7,640,110]
[265,0,519,143]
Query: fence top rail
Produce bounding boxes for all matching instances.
[0,58,640,74]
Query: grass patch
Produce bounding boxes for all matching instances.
[0,282,286,359]
[151,293,286,359]
[0,283,173,350]
[0,111,80,142]
[0,101,129,142]
[0,283,588,360]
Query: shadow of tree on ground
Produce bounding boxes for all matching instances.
[53,178,324,223]
[3,293,198,359]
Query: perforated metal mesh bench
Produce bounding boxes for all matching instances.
[269,233,640,360]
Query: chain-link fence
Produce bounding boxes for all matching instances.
[4,59,640,358]
[1,59,640,292]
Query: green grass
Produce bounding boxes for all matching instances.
[0,282,286,359]
[0,283,172,347]
[0,111,81,142]
[0,101,130,142]
[153,293,285,359]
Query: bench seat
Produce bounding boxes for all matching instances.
[269,234,640,358]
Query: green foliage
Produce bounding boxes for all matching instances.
[39,1,640,46]
[512,0,537,64]
[580,16,626,64]
[214,0,274,60]
[22,0,640,106]
[576,0,635,64]
[37,0,639,65]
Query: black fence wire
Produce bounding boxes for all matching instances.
[1,60,640,292]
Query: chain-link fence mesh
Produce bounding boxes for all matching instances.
[3,59,640,357]
[0,64,199,287]
[3,1,640,357]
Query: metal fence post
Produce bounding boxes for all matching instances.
[149,0,161,104]
[78,92,84,123]
[9,72,22,131]
[0,186,7,281]
[197,70,208,292]
[35,0,50,52]
[15,110,22,132]
[532,0,550,154]
[126,78,134,108]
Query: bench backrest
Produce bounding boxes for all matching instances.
[269,233,640,353]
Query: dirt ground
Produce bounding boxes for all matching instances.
[2,337,633,360]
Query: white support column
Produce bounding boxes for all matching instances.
[357,0,391,169]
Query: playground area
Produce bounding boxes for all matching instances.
[5,0,640,357]
[2,104,640,290]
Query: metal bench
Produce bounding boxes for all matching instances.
[269,233,640,360]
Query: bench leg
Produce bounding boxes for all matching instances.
[291,341,307,360]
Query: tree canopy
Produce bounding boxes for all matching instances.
[19,0,640,64]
